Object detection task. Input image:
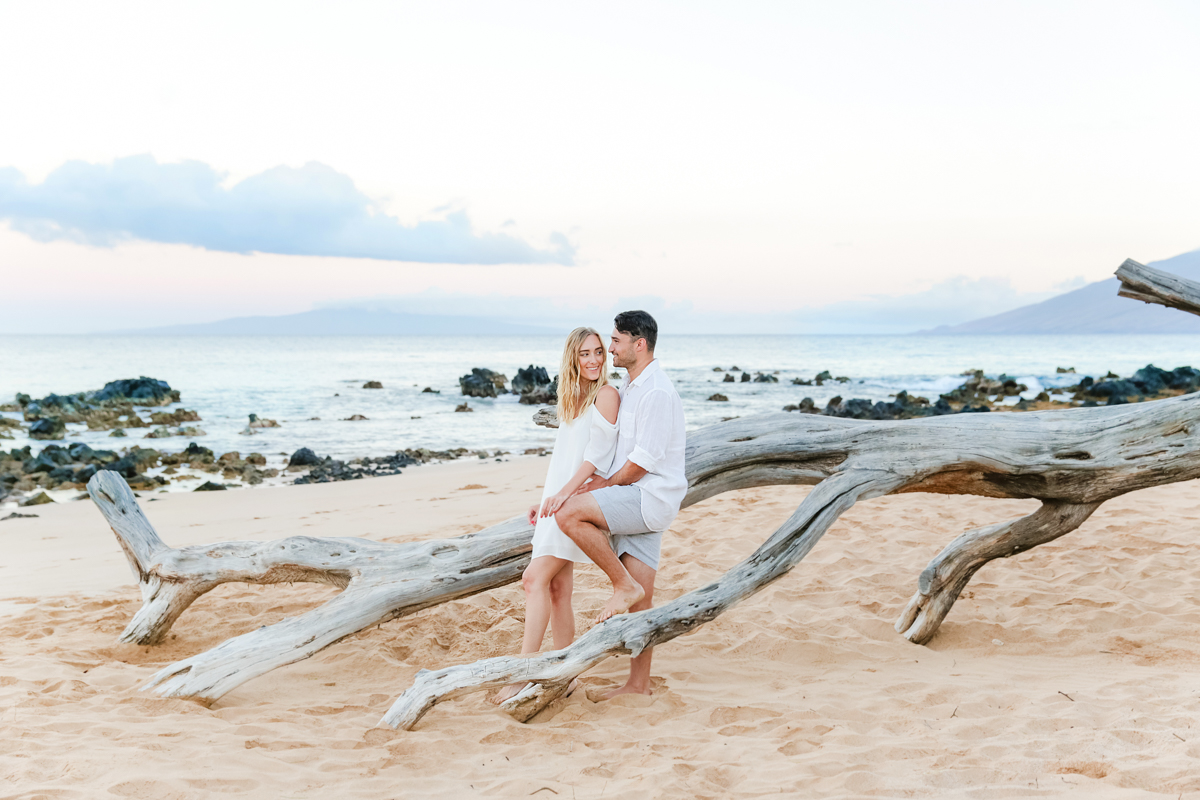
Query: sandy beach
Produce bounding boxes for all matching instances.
[3,457,1200,798]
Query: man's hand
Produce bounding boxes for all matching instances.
[573,475,609,495]
[527,504,540,526]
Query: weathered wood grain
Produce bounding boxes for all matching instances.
[1116,258,1200,317]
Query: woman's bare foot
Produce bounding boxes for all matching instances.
[596,682,651,701]
[593,583,645,624]
[489,682,530,705]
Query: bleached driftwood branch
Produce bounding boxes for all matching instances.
[86,418,842,704]
[1116,258,1200,317]
[87,471,533,703]
[382,390,1200,728]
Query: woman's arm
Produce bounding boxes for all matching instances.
[541,388,620,517]
[540,457,604,517]
[594,385,619,423]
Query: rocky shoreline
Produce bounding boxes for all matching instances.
[778,363,1200,421]
[0,376,552,512]
[5,363,1197,512]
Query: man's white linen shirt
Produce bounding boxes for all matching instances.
[615,359,687,532]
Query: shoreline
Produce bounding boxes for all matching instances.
[0,444,548,516]
[5,362,1196,513]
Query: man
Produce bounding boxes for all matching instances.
[555,310,686,699]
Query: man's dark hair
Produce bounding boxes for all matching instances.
[614,310,658,351]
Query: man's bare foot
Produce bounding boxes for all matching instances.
[593,583,645,624]
[489,682,530,705]
[594,682,651,702]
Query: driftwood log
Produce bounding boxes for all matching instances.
[83,257,1200,725]
[87,470,534,702]
[1116,257,1200,317]
[381,389,1200,728]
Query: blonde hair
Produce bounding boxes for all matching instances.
[556,326,609,423]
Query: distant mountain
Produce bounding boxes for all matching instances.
[104,308,562,336]
[920,249,1200,334]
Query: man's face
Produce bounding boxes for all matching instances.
[609,328,638,369]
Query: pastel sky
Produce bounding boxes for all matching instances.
[2,1,1198,333]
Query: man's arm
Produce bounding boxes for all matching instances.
[578,389,673,493]
[576,458,647,494]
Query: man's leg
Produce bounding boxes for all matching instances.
[599,553,656,699]
[556,494,644,623]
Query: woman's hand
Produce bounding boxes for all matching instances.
[539,492,572,518]
[527,504,540,526]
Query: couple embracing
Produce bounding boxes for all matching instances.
[492,310,686,705]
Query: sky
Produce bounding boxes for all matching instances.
[1,1,1198,334]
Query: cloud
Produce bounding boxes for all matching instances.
[0,155,575,265]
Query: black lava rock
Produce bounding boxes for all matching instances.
[24,444,74,474]
[181,442,215,461]
[29,418,66,440]
[511,365,552,395]
[92,377,178,405]
[293,451,420,485]
[459,368,507,398]
[782,397,818,413]
[288,447,322,467]
[1086,379,1140,399]
[519,376,559,406]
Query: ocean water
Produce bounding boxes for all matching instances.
[1,334,1197,466]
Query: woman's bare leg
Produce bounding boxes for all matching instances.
[548,562,575,649]
[491,555,571,704]
[519,555,570,653]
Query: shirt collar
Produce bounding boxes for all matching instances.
[627,358,660,388]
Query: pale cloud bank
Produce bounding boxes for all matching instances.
[0,156,575,265]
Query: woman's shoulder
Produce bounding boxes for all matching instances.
[594,385,620,423]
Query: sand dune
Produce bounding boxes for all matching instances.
[3,458,1200,798]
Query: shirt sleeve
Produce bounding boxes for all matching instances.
[627,389,673,473]
[582,408,618,475]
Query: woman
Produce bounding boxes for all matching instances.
[491,327,620,705]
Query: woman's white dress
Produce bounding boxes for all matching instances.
[530,404,619,563]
